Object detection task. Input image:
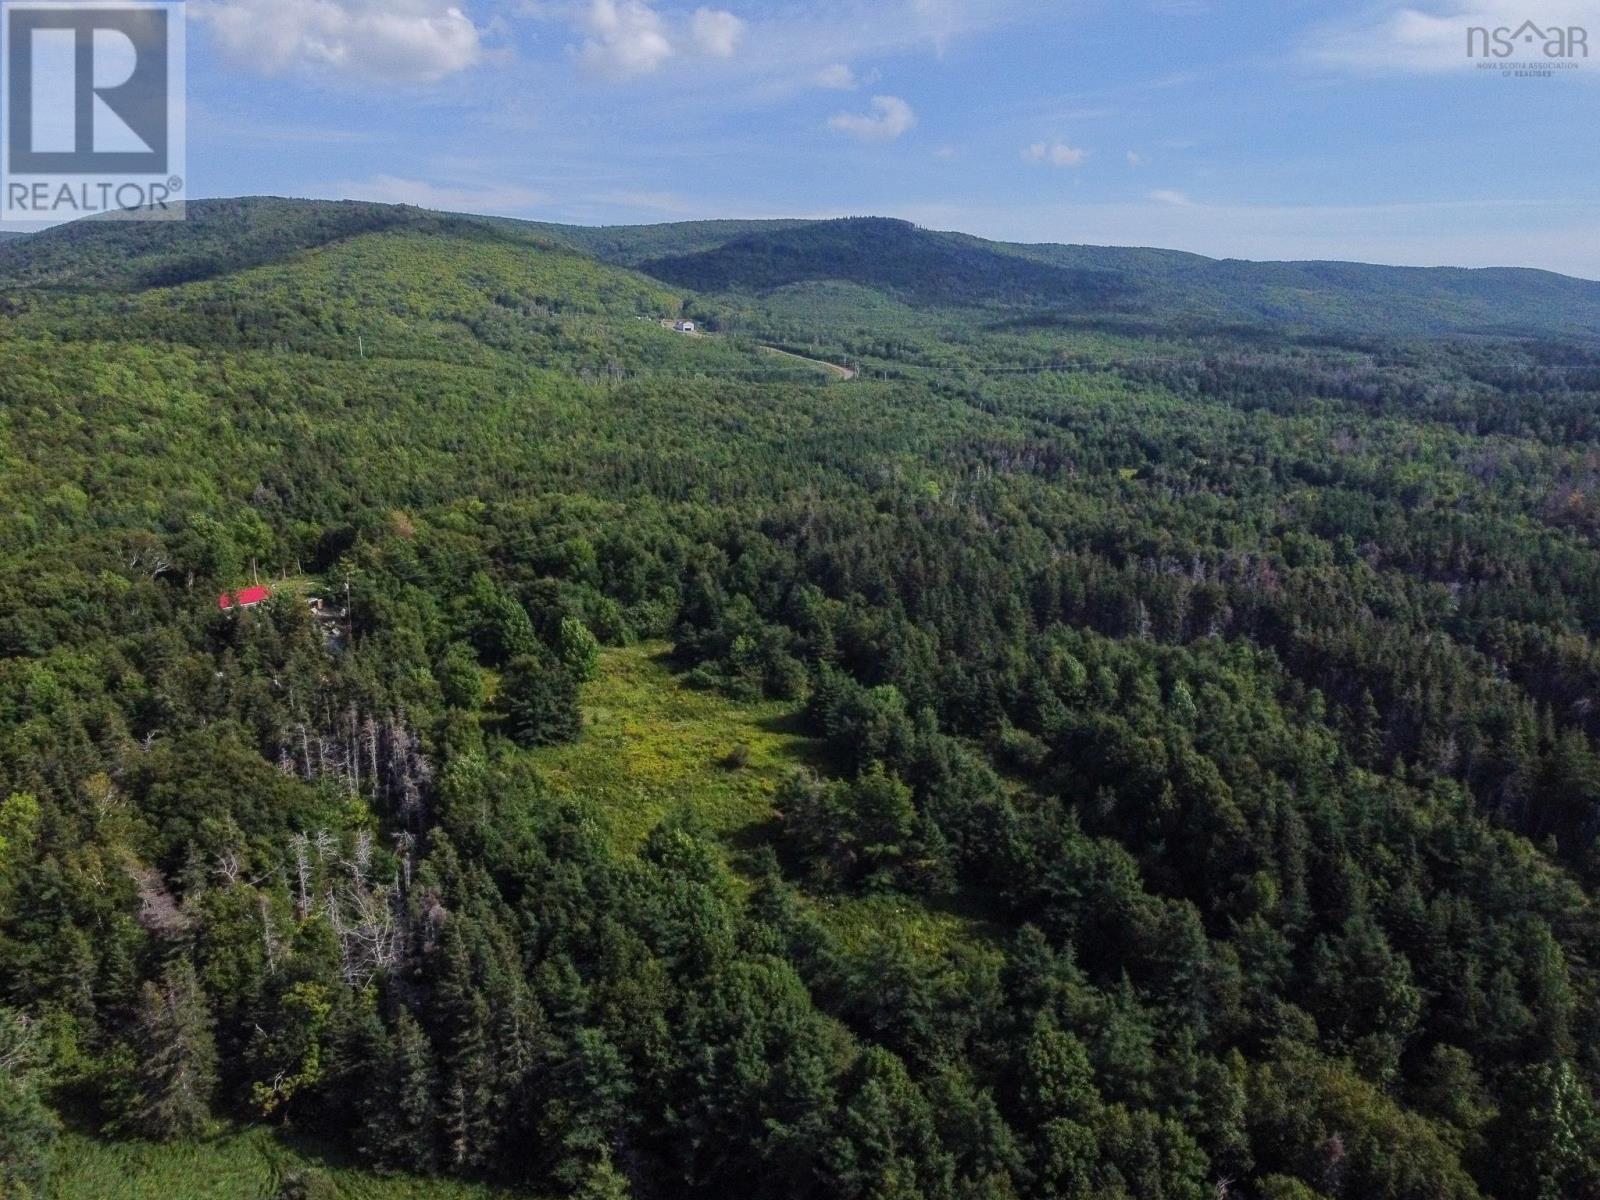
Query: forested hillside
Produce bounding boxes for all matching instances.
[628,217,1600,340]
[1,198,1599,1200]
[522,217,815,268]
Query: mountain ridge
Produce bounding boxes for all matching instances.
[2,197,1598,342]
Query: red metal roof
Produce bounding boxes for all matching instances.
[219,586,273,610]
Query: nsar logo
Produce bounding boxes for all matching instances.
[1467,19,1588,59]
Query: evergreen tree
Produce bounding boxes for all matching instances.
[827,1049,956,1200]
[1490,1062,1600,1200]
[501,650,582,747]
[359,1010,439,1176]
[0,1009,59,1198]
[558,618,602,684]
[109,960,219,1141]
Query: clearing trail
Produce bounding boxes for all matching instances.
[756,345,858,381]
[661,317,859,380]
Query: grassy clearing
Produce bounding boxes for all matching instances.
[756,345,858,381]
[529,645,1002,963]
[46,1128,524,1200]
[818,892,1007,966]
[527,643,823,856]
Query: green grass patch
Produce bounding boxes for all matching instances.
[46,1128,524,1200]
[528,645,1002,962]
[526,643,823,856]
[817,892,1006,966]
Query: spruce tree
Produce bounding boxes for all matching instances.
[112,960,218,1141]
[360,1010,439,1175]
[0,1008,59,1197]
[502,650,582,748]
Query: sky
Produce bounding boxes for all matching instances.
[172,0,1600,274]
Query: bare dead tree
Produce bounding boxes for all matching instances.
[349,829,374,883]
[129,864,191,936]
[341,884,403,986]
[363,716,381,795]
[324,875,403,987]
[291,833,312,920]
[215,850,242,886]
[258,892,278,972]
[125,533,174,579]
[0,1011,46,1075]
[346,705,361,799]
[313,829,337,865]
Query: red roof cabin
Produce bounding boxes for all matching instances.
[219,585,273,612]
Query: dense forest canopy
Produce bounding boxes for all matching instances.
[1,198,1599,1200]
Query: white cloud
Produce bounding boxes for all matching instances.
[578,0,674,79]
[1126,150,1146,166]
[828,95,917,141]
[690,7,745,57]
[933,145,958,158]
[1310,1,1600,76]
[194,0,483,83]
[911,0,963,53]
[527,0,1027,98]
[1148,188,1193,206]
[326,174,549,214]
[1023,141,1088,167]
[814,62,883,91]
[815,63,859,89]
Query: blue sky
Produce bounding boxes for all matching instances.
[179,0,1599,274]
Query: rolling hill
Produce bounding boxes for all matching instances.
[4,198,1599,342]
[630,216,1600,340]
[0,199,439,291]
